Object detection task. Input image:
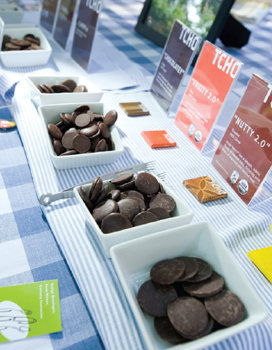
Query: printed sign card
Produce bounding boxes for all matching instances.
[212,74,272,205]
[71,0,102,71]
[151,20,201,113]
[175,41,243,151]
[53,0,77,50]
[40,0,59,33]
[0,280,62,343]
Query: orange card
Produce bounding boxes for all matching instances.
[141,130,176,148]
[175,41,243,151]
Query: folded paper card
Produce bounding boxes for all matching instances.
[0,280,62,343]
[247,247,272,283]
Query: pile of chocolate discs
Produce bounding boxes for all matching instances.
[37,78,88,94]
[79,172,176,233]
[2,34,42,51]
[47,105,117,156]
[137,257,245,344]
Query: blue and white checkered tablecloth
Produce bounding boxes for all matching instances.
[0,1,272,350]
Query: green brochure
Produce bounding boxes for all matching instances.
[0,280,62,343]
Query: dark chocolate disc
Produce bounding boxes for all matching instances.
[73,85,88,92]
[101,212,132,233]
[132,211,159,226]
[89,177,103,203]
[79,186,93,213]
[79,125,99,137]
[37,84,45,93]
[103,109,117,127]
[147,207,170,220]
[60,113,72,125]
[182,271,224,298]
[72,134,91,153]
[137,280,177,317]
[186,258,213,283]
[204,289,245,327]
[107,189,120,201]
[53,139,65,155]
[64,113,75,125]
[117,179,135,191]
[60,150,77,156]
[127,190,144,202]
[149,193,176,213]
[87,110,94,121]
[95,139,107,152]
[176,257,199,281]
[30,43,42,50]
[154,317,187,344]
[2,35,11,46]
[61,128,78,149]
[95,185,109,205]
[92,199,118,223]
[41,84,51,93]
[5,42,20,50]
[61,79,77,92]
[51,84,71,93]
[75,113,91,128]
[167,296,208,339]
[48,124,62,140]
[43,83,54,93]
[135,173,159,195]
[90,136,100,150]
[106,138,115,150]
[10,38,31,47]
[99,122,110,138]
[127,196,145,211]
[118,198,140,221]
[73,104,90,113]
[150,259,186,285]
[110,172,134,186]
[186,315,214,340]
[24,34,40,45]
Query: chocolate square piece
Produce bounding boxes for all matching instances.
[183,176,227,203]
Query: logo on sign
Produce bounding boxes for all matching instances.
[212,49,240,79]
[86,0,102,13]
[179,26,199,51]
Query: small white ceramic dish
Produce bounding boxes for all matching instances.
[39,102,124,170]
[0,26,52,67]
[74,175,194,257]
[27,75,103,106]
[0,4,23,23]
[110,222,268,350]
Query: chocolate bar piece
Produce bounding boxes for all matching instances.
[183,176,227,203]
[119,102,149,116]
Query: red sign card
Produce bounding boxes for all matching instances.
[175,41,242,151]
[212,74,272,205]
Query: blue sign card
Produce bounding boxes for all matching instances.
[150,20,201,113]
[53,0,77,50]
[71,0,102,71]
[40,0,59,33]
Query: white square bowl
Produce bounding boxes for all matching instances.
[0,4,24,23]
[27,75,103,106]
[39,102,124,169]
[110,222,268,350]
[74,175,194,257]
[0,26,52,67]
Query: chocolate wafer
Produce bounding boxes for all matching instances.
[183,176,227,203]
